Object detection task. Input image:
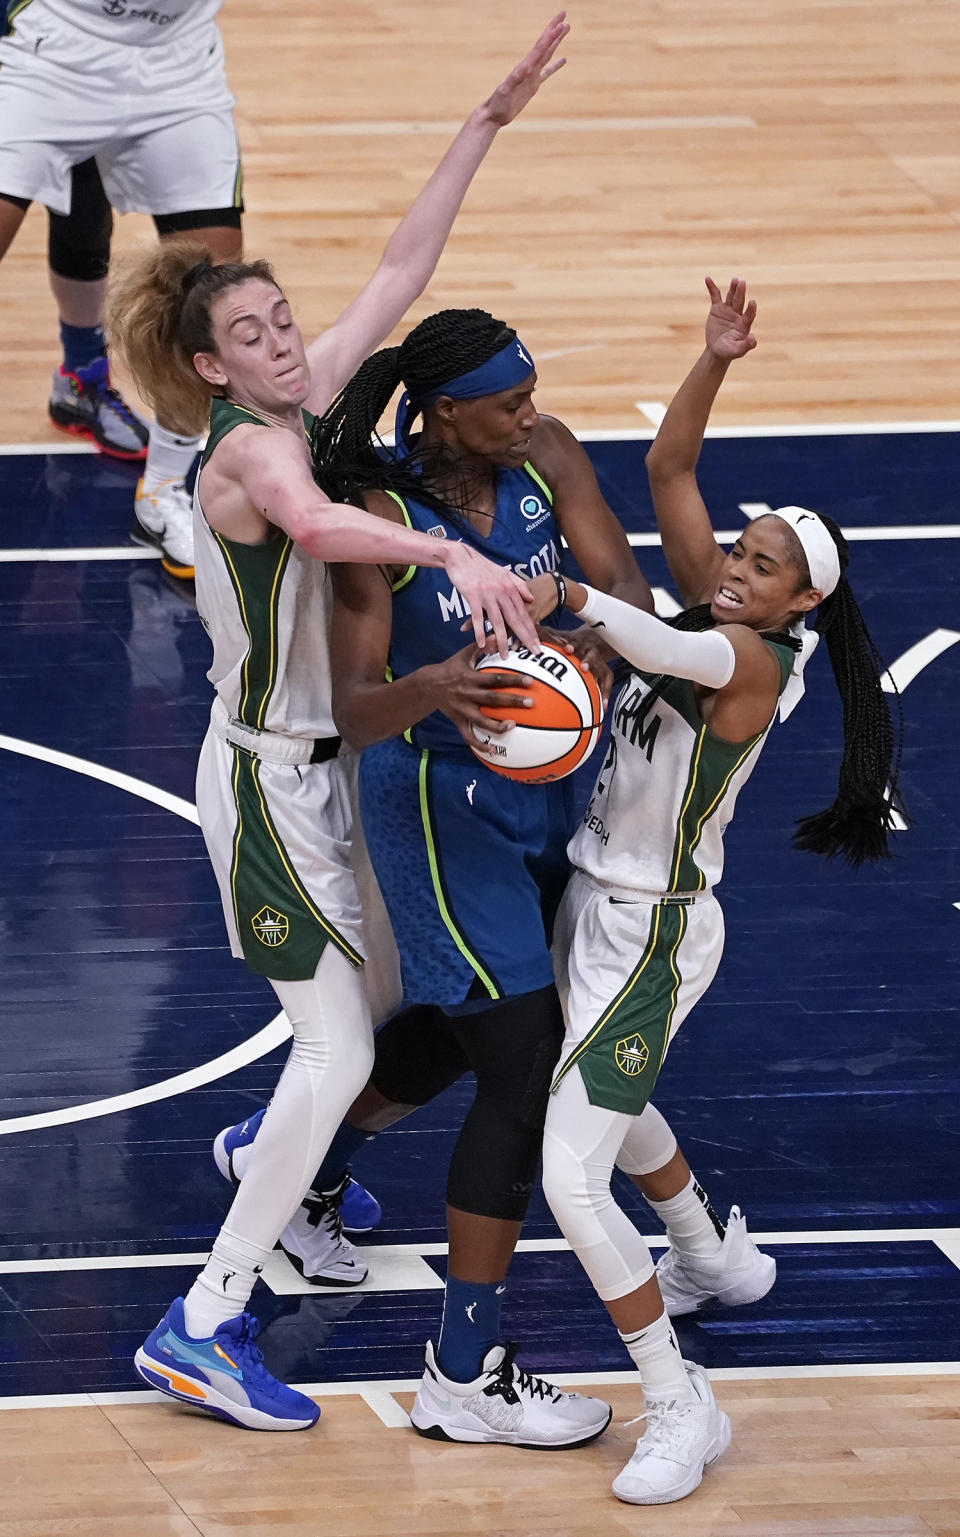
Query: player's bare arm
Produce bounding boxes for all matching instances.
[331,560,532,752]
[200,425,539,653]
[645,278,759,607]
[304,13,569,415]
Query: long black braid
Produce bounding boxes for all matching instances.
[612,514,905,866]
[789,513,906,865]
[310,308,517,520]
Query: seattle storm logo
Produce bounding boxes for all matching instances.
[614,1034,649,1077]
[252,905,289,947]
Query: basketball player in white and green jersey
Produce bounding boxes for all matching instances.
[527,277,904,1505]
[108,16,570,1433]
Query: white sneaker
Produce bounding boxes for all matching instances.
[612,1361,731,1505]
[133,476,195,579]
[410,1340,611,1449]
[656,1206,776,1317]
[279,1180,369,1288]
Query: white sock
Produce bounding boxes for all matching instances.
[182,1227,273,1338]
[619,1309,696,1404]
[647,1173,725,1262]
[142,421,202,493]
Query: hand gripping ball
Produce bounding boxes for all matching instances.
[471,640,604,783]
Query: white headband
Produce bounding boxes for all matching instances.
[769,506,841,598]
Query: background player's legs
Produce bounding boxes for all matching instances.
[46,160,149,460]
[0,192,29,259]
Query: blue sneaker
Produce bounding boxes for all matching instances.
[339,1173,382,1234]
[134,1297,319,1431]
[213,1110,382,1234]
[48,357,149,461]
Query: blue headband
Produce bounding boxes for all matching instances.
[393,336,535,458]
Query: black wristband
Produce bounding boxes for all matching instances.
[552,571,567,611]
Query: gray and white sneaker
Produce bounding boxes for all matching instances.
[279,1179,369,1288]
[48,358,149,460]
[612,1361,731,1505]
[133,476,195,580]
[656,1206,776,1316]
[410,1340,611,1449]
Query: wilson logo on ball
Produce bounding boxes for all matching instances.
[471,640,604,784]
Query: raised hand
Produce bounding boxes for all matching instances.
[480,12,569,128]
[704,277,758,361]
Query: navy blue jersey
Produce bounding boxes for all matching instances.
[385,461,564,750]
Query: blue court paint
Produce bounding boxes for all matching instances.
[0,432,957,1398]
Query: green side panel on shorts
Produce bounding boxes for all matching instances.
[417,749,500,999]
[551,902,688,1115]
[228,751,363,980]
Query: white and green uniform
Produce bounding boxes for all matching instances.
[551,640,795,1115]
[0,0,241,217]
[194,398,399,1008]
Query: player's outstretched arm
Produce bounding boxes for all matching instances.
[219,428,539,652]
[304,13,569,414]
[645,277,758,608]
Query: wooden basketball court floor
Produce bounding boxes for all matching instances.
[1,3,959,1533]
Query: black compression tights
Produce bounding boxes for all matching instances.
[370,986,565,1223]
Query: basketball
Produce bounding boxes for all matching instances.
[470,641,604,783]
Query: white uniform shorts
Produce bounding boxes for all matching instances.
[550,870,725,1115]
[0,5,241,216]
[196,707,401,1010]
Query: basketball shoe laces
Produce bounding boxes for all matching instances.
[483,1343,564,1405]
[213,1312,287,1402]
[625,1397,690,1455]
[77,366,143,433]
[301,1173,349,1242]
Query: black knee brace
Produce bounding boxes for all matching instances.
[444,985,565,1223]
[47,159,113,282]
[369,1005,470,1107]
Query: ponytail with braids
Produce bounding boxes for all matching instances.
[791,514,906,866]
[311,308,517,517]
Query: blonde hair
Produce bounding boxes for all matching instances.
[106,240,279,435]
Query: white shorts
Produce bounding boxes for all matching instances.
[550,870,725,1114]
[196,716,402,1009]
[0,6,241,216]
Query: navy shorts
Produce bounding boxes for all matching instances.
[358,737,574,1008]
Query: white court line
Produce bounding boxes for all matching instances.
[260,115,757,138]
[2,1360,959,1417]
[0,736,295,1135]
[0,525,954,566]
[626,525,960,548]
[0,441,95,456]
[0,546,160,563]
[634,401,667,426]
[3,1227,957,1275]
[881,628,960,693]
[579,420,960,441]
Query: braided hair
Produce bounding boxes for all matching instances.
[310,308,517,518]
[614,514,905,866]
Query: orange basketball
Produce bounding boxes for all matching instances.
[471,641,604,783]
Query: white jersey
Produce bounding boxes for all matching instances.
[570,642,795,895]
[20,0,224,46]
[194,399,337,741]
